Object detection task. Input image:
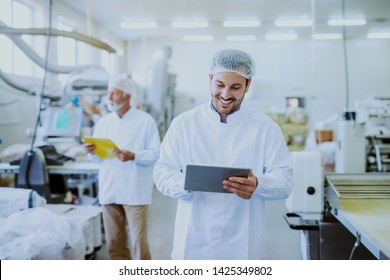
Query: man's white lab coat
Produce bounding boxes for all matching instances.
[89,107,160,205]
[153,102,293,259]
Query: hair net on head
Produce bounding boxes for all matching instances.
[108,75,137,95]
[209,49,256,79]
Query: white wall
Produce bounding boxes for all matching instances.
[127,38,390,129]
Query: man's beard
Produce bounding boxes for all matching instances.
[107,97,126,112]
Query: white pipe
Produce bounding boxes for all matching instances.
[0,20,104,74]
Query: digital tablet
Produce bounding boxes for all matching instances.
[184,164,250,193]
[82,137,118,158]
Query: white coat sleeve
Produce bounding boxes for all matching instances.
[133,119,161,165]
[87,152,102,164]
[255,123,293,199]
[153,119,191,199]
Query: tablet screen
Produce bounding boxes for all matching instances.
[184,164,250,193]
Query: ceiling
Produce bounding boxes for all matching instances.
[58,0,390,42]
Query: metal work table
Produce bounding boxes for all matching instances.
[0,161,99,175]
[326,174,390,260]
[1,161,99,204]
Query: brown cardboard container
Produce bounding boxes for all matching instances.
[315,130,334,143]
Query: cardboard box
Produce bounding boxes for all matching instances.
[315,130,334,144]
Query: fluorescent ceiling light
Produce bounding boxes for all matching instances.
[226,35,257,41]
[171,21,209,28]
[327,19,367,26]
[223,20,261,27]
[274,19,312,27]
[182,35,214,42]
[367,32,390,39]
[313,33,343,40]
[120,21,158,29]
[265,33,298,41]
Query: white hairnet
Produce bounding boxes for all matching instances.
[209,49,256,79]
[108,75,137,95]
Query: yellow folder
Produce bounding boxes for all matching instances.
[82,137,118,158]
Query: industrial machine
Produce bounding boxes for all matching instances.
[324,97,390,175]
[325,173,390,260]
[15,144,76,203]
[62,68,109,97]
[355,97,390,172]
[16,148,50,201]
[145,45,176,137]
[285,151,389,260]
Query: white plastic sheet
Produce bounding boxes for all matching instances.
[0,207,85,260]
[0,187,47,218]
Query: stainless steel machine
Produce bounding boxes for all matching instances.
[325,173,390,260]
[285,151,389,260]
[355,96,390,172]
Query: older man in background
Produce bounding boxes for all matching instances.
[84,75,160,260]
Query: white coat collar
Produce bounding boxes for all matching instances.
[207,100,246,124]
[114,106,135,120]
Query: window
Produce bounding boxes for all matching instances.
[0,0,12,25]
[0,0,40,77]
[57,21,76,67]
[0,37,13,73]
[101,50,119,76]
[1,1,114,80]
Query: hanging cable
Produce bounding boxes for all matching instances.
[29,0,53,152]
[23,0,53,188]
[349,232,361,260]
[341,0,350,111]
[311,0,317,74]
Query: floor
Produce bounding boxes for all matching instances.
[95,188,302,260]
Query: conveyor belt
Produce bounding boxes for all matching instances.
[331,185,390,198]
[325,173,390,259]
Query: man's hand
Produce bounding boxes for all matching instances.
[222,169,258,199]
[83,142,96,154]
[112,148,135,162]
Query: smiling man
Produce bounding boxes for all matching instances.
[153,49,293,260]
[84,75,161,260]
